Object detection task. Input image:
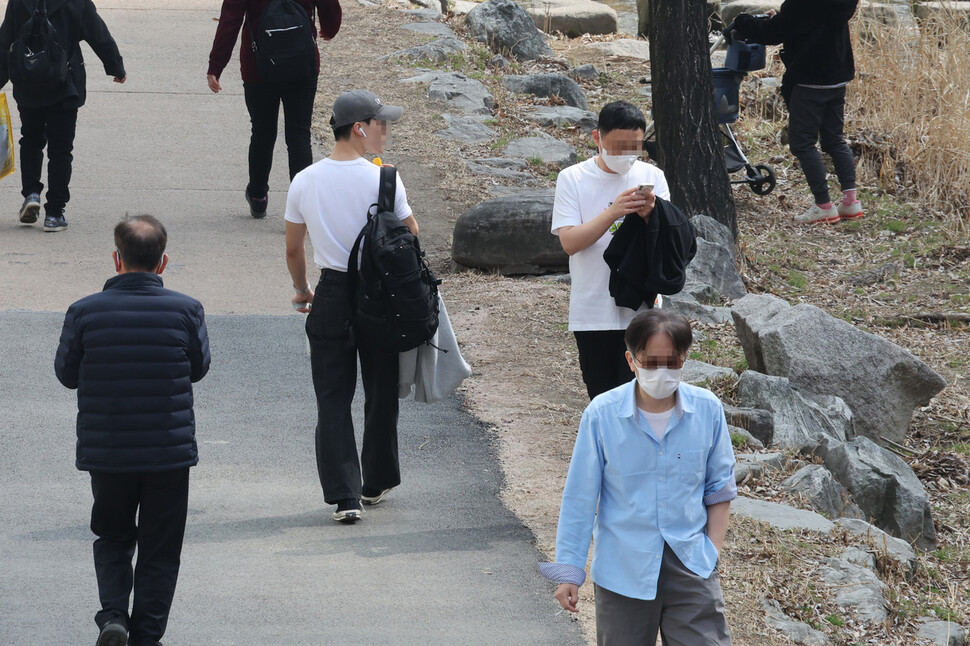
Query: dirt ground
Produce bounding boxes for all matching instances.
[317,3,970,644]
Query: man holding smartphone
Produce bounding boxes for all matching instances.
[552,101,671,400]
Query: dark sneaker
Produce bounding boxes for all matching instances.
[95,621,127,646]
[18,193,41,224]
[43,213,69,232]
[245,189,268,219]
[361,487,393,506]
[332,498,362,524]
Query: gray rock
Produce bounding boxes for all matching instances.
[844,262,899,286]
[917,620,966,646]
[384,37,466,63]
[408,0,447,14]
[490,54,509,68]
[730,293,947,444]
[406,8,444,18]
[691,214,735,257]
[662,291,734,325]
[737,371,852,450]
[436,114,496,143]
[682,359,734,386]
[685,238,746,301]
[568,63,598,80]
[399,21,457,38]
[453,190,568,274]
[450,0,477,14]
[816,436,937,550]
[465,0,553,60]
[521,105,597,132]
[732,495,835,533]
[588,38,651,60]
[736,452,785,470]
[466,158,534,181]
[503,132,577,167]
[841,546,877,570]
[503,73,588,110]
[402,72,495,115]
[720,0,784,24]
[522,0,617,36]
[834,518,917,574]
[680,280,722,305]
[761,598,830,645]
[781,465,863,520]
[816,556,888,623]
[723,404,774,447]
[734,462,764,483]
[728,425,764,450]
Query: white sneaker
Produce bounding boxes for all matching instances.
[837,200,864,220]
[361,487,393,506]
[794,204,840,224]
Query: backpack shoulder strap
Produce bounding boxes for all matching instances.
[378,165,397,214]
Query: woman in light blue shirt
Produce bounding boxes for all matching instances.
[540,309,736,645]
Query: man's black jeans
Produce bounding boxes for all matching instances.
[574,330,631,400]
[306,269,401,503]
[17,103,78,216]
[786,85,856,205]
[242,75,317,200]
[90,468,189,646]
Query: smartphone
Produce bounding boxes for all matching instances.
[637,183,654,194]
[293,302,311,311]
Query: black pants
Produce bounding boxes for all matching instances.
[18,103,78,216]
[785,85,856,205]
[306,269,401,503]
[574,330,631,400]
[90,468,190,646]
[242,76,317,199]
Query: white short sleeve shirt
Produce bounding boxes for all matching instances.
[551,158,670,331]
[284,158,413,271]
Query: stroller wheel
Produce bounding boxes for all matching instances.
[750,164,776,195]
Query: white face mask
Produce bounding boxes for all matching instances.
[636,367,681,400]
[599,148,638,175]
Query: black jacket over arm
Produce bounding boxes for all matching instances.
[603,198,697,311]
[0,0,126,108]
[55,273,210,473]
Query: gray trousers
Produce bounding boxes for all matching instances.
[594,544,731,646]
[786,85,857,205]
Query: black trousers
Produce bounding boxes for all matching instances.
[90,468,190,646]
[785,85,856,205]
[242,75,317,200]
[17,103,78,216]
[574,330,632,400]
[306,269,401,504]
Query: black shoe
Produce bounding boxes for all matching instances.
[95,621,127,646]
[361,487,393,506]
[245,189,268,219]
[332,498,362,524]
[43,213,68,232]
[18,193,41,224]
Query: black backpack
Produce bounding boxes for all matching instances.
[348,166,441,354]
[248,0,317,83]
[7,0,69,93]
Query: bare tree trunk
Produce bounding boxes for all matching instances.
[648,0,738,238]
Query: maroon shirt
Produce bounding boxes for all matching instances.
[208,0,342,82]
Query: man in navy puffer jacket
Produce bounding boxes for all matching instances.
[55,215,210,646]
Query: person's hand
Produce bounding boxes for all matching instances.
[635,187,656,220]
[207,74,221,93]
[766,8,776,16]
[608,187,648,220]
[292,289,314,313]
[113,75,126,84]
[555,583,580,613]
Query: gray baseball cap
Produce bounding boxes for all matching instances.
[330,90,403,128]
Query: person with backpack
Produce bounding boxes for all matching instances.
[207,0,341,219]
[284,89,418,523]
[0,0,126,232]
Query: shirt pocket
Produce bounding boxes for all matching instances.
[672,449,706,487]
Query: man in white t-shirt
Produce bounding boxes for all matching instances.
[284,89,419,524]
[552,101,670,400]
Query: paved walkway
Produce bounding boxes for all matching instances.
[0,2,583,644]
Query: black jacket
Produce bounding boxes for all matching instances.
[55,273,210,473]
[733,0,857,99]
[603,198,697,311]
[0,0,126,108]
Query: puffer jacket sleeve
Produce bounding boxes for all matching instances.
[55,306,83,389]
[188,302,211,383]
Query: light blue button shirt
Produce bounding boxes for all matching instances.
[539,380,737,601]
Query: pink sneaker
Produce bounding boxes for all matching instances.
[838,201,864,220]
[795,204,840,224]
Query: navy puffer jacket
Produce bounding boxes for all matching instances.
[55,272,210,473]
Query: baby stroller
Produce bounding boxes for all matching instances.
[644,21,776,196]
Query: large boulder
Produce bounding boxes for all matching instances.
[436,114,496,143]
[465,0,554,61]
[691,214,735,257]
[588,38,651,61]
[737,371,853,449]
[522,0,617,36]
[682,359,735,386]
[382,37,466,62]
[816,555,889,623]
[401,72,495,115]
[815,436,937,550]
[917,620,966,646]
[503,73,588,110]
[834,518,917,574]
[466,158,533,181]
[452,190,568,274]
[723,404,774,446]
[399,21,457,38]
[684,238,746,302]
[720,0,783,25]
[521,105,597,132]
[761,598,830,645]
[781,464,862,519]
[732,496,834,532]
[662,291,733,325]
[731,293,947,444]
[502,132,577,167]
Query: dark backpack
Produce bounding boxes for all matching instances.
[248,0,317,83]
[348,166,441,354]
[7,0,69,93]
